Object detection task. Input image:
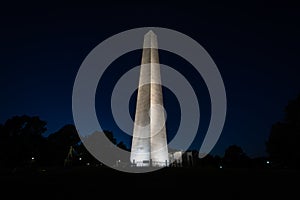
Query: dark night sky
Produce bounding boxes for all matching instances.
[1,1,299,158]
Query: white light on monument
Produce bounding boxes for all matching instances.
[130,30,169,167]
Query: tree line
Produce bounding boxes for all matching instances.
[0,93,299,170]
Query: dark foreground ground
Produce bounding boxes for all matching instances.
[1,166,299,199]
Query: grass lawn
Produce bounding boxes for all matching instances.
[1,166,299,198]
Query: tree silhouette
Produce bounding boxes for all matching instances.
[47,124,81,166]
[199,154,224,168]
[223,145,250,168]
[103,130,117,145]
[74,131,115,167]
[266,94,300,168]
[117,141,129,151]
[0,115,47,168]
[79,130,130,167]
[48,124,80,147]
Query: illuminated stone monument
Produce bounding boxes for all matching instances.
[130,30,169,167]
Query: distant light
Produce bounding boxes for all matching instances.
[31,157,35,160]
[266,160,270,164]
[79,157,82,161]
[86,163,90,166]
[219,165,223,169]
[118,160,121,162]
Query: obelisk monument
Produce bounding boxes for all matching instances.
[130,30,169,167]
